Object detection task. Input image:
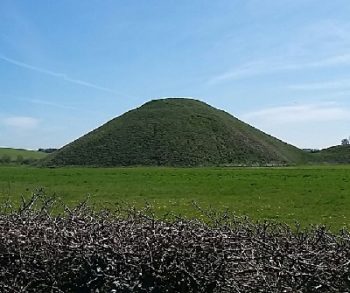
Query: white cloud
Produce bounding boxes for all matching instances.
[209,61,268,83]
[209,20,350,85]
[289,79,350,91]
[3,116,40,130]
[25,99,78,110]
[310,54,350,67]
[209,53,350,84]
[241,103,350,124]
[238,103,350,149]
[292,20,350,55]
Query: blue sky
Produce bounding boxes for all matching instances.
[1,0,350,150]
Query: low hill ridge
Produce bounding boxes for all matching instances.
[311,145,350,164]
[0,148,47,163]
[42,98,308,166]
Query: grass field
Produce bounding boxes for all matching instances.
[0,148,47,160]
[1,166,350,229]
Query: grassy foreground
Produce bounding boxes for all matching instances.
[0,166,350,229]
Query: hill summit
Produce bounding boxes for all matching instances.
[42,98,307,166]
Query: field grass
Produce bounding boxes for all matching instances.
[1,166,350,229]
[0,148,47,160]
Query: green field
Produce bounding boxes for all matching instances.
[0,148,47,161]
[1,166,350,229]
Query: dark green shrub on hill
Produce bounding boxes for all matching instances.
[42,98,309,167]
[0,154,11,165]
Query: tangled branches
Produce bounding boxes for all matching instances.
[1,192,350,292]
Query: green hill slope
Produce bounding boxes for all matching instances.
[310,145,350,164]
[42,98,309,167]
[0,148,47,164]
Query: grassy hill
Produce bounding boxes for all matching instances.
[0,148,47,164]
[42,98,309,167]
[310,145,350,164]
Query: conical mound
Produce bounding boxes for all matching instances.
[42,98,307,166]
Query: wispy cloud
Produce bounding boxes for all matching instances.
[209,53,350,84]
[209,61,268,83]
[3,116,40,130]
[241,103,350,124]
[239,102,350,149]
[0,54,119,95]
[289,78,350,91]
[23,98,78,110]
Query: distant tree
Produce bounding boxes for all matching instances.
[1,154,11,164]
[341,138,350,146]
[303,148,320,153]
[38,148,58,153]
[22,158,36,165]
[16,155,24,164]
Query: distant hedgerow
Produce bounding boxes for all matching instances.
[1,192,350,292]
